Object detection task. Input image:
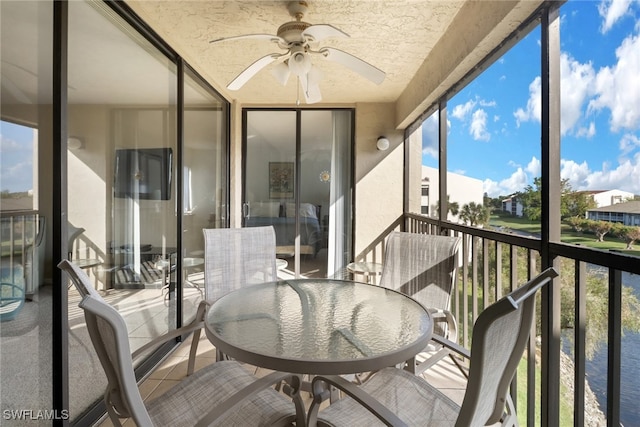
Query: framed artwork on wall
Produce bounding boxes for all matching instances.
[269,162,294,199]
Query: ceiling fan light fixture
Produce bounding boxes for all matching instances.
[272,61,291,85]
[288,50,311,76]
[288,51,311,76]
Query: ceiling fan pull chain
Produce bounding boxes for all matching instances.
[296,76,301,106]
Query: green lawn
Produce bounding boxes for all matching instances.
[489,212,640,257]
[516,357,574,426]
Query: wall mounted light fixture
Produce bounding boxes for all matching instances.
[67,137,84,150]
[376,136,390,151]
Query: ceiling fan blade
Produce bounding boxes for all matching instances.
[210,34,283,44]
[299,73,322,104]
[1,77,32,104]
[320,47,385,85]
[302,24,349,42]
[271,61,290,85]
[227,54,279,90]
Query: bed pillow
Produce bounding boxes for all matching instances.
[285,203,295,218]
[286,202,318,219]
[250,201,280,217]
[300,203,317,219]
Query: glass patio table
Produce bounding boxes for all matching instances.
[204,278,432,375]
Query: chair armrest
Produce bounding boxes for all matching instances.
[308,375,408,427]
[131,319,204,361]
[431,334,470,359]
[131,300,209,361]
[195,371,304,427]
[429,308,458,339]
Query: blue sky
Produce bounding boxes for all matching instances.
[0,121,35,193]
[422,0,640,198]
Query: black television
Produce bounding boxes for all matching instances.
[114,148,173,200]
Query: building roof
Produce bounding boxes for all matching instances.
[588,201,640,214]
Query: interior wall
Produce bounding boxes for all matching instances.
[67,106,110,263]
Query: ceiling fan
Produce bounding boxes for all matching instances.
[210,1,385,104]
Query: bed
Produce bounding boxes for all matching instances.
[245,202,322,257]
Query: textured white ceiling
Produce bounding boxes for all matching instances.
[1,1,544,126]
[128,1,466,105]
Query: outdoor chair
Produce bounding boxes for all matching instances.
[306,267,559,427]
[187,226,278,372]
[59,259,305,427]
[379,231,462,375]
[67,224,86,261]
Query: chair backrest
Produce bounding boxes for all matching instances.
[203,226,277,303]
[379,232,461,331]
[67,224,85,260]
[58,259,153,425]
[456,267,558,427]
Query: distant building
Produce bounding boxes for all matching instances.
[587,201,640,226]
[577,189,634,208]
[421,166,484,221]
[501,195,523,217]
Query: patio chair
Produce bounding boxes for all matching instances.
[58,259,305,427]
[306,267,558,427]
[67,224,86,261]
[187,226,278,372]
[378,231,462,375]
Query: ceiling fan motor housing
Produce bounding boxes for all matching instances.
[277,21,311,44]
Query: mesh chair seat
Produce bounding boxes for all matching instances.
[314,367,459,426]
[147,361,297,426]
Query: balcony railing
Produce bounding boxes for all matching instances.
[357,212,640,426]
[0,210,44,298]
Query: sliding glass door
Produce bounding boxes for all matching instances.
[243,109,353,278]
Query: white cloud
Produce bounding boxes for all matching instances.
[514,39,640,137]
[560,152,640,194]
[619,133,640,158]
[0,160,33,192]
[561,159,592,189]
[514,53,597,134]
[598,0,634,33]
[526,156,541,176]
[0,134,25,152]
[585,152,640,193]
[576,122,597,138]
[470,109,490,141]
[588,33,640,132]
[451,99,476,120]
[483,179,502,197]
[421,113,439,158]
[483,167,529,197]
[514,76,541,127]
[560,53,597,135]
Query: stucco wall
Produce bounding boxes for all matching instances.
[354,103,404,262]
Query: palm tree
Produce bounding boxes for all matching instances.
[459,202,490,226]
[434,195,459,219]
